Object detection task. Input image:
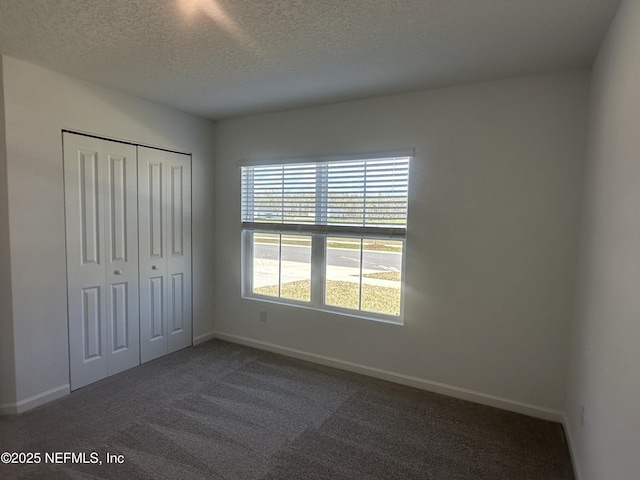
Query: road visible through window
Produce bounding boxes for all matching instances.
[253,234,312,302]
[253,234,402,316]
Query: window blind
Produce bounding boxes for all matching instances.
[241,155,410,237]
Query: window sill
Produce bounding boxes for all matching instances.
[242,294,404,326]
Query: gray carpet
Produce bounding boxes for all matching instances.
[0,340,574,479]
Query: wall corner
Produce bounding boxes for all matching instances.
[0,55,18,412]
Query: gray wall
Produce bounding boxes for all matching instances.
[566,0,640,478]
[0,58,17,409]
[0,56,216,411]
[214,71,590,415]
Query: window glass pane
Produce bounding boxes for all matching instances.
[361,239,403,316]
[280,234,311,302]
[252,233,280,297]
[325,236,361,310]
[242,154,410,321]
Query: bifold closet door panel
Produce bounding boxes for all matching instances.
[104,142,141,376]
[138,147,192,363]
[165,151,192,354]
[64,133,140,390]
[138,150,168,363]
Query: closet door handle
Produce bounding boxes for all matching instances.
[151,265,158,270]
[114,270,123,275]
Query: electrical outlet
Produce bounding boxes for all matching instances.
[259,310,267,322]
[580,405,585,427]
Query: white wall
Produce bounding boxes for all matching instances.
[0,56,216,412]
[214,71,590,415]
[0,58,17,410]
[565,0,640,478]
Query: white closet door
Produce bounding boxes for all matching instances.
[104,142,141,375]
[165,151,192,354]
[138,147,192,363]
[64,133,139,390]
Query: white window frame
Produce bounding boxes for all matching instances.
[240,151,412,324]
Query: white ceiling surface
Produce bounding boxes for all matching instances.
[0,0,621,119]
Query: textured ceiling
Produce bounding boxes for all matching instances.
[0,0,621,119]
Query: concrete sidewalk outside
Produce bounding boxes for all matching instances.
[253,259,400,289]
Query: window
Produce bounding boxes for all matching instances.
[241,152,411,322]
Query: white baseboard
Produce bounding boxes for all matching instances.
[0,384,70,415]
[211,331,563,422]
[562,414,583,480]
[193,330,217,345]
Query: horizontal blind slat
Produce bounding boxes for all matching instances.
[241,156,410,232]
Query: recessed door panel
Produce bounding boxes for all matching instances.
[79,150,101,266]
[150,276,164,340]
[110,283,128,353]
[139,272,167,362]
[109,155,127,263]
[82,286,102,361]
[170,165,183,256]
[169,273,183,333]
[149,162,163,259]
